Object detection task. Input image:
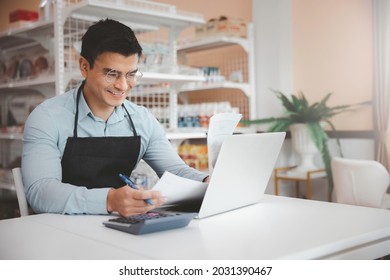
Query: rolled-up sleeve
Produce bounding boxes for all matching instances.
[22,99,110,215]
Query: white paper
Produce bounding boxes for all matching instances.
[151,113,240,206]
[152,171,208,204]
[207,112,242,174]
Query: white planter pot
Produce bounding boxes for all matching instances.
[287,123,320,177]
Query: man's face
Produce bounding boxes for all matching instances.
[80,52,140,115]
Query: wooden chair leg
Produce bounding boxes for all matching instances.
[274,170,279,196]
[306,178,312,199]
[295,181,300,198]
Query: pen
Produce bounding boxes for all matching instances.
[119,173,154,205]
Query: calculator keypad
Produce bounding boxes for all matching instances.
[108,211,171,224]
[103,211,196,235]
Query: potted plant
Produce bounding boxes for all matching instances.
[241,90,369,190]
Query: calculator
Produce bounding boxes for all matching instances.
[103,211,197,235]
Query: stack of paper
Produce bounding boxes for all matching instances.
[154,112,242,205]
[207,112,242,174]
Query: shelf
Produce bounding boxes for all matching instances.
[166,126,256,140]
[0,21,54,52]
[0,75,56,89]
[180,81,251,96]
[0,133,23,140]
[141,72,205,85]
[176,23,255,120]
[166,131,207,140]
[0,20,54,39]
[178,35,250,53]
[166,130,206,149]
[0,181,15,191]
[65,0,205,29]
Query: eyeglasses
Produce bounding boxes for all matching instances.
[104,69,143,84]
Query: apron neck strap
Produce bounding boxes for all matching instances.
[74,81,85,138]
[122,104,138,137]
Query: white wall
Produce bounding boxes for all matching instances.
[252,0,373,130]
[252,0,293,122]
[293,0,373,131]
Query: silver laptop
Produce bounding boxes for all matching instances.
[163,132,285,218]
[195,132,286,218]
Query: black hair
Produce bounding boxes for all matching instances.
[80,18,143,68]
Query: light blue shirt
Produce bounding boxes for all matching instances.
[22,83,207,215]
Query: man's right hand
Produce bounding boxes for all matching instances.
[106,185,166,217]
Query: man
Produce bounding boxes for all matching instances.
[22,19,208,217]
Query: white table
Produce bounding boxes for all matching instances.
[1,195,390,260]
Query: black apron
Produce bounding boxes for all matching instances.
[61,81,140,189]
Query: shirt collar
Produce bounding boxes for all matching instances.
[75,83,131,124]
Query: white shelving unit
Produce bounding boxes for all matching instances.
[177,23,256,121]
[62,0,204,29]
[0,0,207,190]
[0,16,54,192]
[0,1,206,121]
[180,81,251,96]
[0,133,23,140]
[57,0,206,130]
[0,1,257,190]
[0,20,55,90]
[58,0,205,85]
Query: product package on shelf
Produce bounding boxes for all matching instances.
[33,55,50,75]
[178,144,208,171]
[196,15,247,38]
[0,61,6,83]
[8,9,39,30]
[130,160,159,190]
[6,57,19,81]
[64,46,79,70]
[139,42,171,72]
[9,10,39,23]
[1,52,51,84]
[177,102,237,129]
[1,89,45,128]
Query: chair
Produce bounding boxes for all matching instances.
[12,167,29,216]
[331,157,390,209]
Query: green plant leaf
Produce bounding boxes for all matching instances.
[307,122,333,189]
[240,89,370,193]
